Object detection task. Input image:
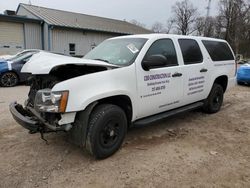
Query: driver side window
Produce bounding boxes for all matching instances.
[144,39,178,67]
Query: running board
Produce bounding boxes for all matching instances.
[133,102,204,127]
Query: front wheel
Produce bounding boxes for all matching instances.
[86,104,127,159]
[203,83,224,114]
[0,72,19,87]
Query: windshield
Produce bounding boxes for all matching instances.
[8,51,38,62]
[84,38,148,66]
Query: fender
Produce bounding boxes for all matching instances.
[52,64,138,120]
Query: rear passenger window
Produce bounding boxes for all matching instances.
[178,39,203,64]
[144,39,178,67]
[202,40,234,61]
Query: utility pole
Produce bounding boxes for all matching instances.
[204,0,212,36]
[206,0,212,19]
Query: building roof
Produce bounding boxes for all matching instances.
[17,4,151,35]
[0,13,42,24]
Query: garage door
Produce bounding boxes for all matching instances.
[0,22,24,55]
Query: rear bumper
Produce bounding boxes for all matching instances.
[9,102,40,132]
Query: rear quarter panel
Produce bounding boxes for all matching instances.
[199,39,236,94]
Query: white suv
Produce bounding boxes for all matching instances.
[10,34,236,159]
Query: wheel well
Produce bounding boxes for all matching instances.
[96,95,133,123]
[214,75,228,92]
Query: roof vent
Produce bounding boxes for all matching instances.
[4,10,16,15]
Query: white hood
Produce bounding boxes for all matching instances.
[21,51,118,74]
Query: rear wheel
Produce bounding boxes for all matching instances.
[86,104,127,159]
[203,83,224,113]
[0,72,19,87]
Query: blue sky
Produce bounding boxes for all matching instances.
[0,0,219,27]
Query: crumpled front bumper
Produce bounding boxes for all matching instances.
[9,102,40,132]
[9,102,72,133]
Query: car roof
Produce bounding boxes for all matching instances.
[111,33,227,43]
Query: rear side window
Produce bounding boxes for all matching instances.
[144,39,178,67]
[178,39,203,64]
[202,40,234,61]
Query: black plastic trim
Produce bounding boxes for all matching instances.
[133,102,204,126]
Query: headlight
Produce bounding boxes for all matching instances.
[35,89,69,113]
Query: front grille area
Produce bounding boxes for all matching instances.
[27,75,60,107]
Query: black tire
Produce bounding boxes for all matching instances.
[86,104,127,159]
[203,83,224,114]
[0,72,19,87]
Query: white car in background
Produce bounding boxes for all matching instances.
[0,49,40,60]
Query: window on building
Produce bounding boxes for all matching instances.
[91,42,96,49]
[202,40,234,61]
[178,39,203,64]
[144,39,178,67]
[69,43,76,56]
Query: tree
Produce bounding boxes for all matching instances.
[151,22,165,33]
[129,19,147,29]
[218,0,250,55]
[151,19,175,33]
[171,0,198,35]
[165,19,175,34]
[194,17,206,36]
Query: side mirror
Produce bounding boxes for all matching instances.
[142,55,167,71]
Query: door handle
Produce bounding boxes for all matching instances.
[200,68,208,73]
[172,72,182,77]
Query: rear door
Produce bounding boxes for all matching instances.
[178,39,210,105]
[136,38,184,118]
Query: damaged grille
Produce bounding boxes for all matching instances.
[26,75,60,107]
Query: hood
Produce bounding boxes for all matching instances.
[0,60,7,64]
[21,51,119,74]
[0,55,14,60]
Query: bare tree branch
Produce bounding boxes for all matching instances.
[171,0,199,35]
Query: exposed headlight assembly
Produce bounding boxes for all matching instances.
[35,89,69,113]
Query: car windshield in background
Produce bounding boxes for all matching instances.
[84,38,148,66]
[9,51,38,63]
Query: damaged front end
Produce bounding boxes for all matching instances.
[9,51,118,140]
[9,75,74,141]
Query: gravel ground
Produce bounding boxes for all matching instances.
[0,85,250,188]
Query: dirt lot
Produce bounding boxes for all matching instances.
[0,85,249,188]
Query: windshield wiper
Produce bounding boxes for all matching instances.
[94,58,110,63]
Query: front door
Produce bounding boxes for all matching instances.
[136,38,184,119]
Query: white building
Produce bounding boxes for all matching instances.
[0,4,151,56]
